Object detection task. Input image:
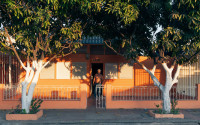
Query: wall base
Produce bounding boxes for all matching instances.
[148,110,184,119]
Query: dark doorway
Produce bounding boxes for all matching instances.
[91,63,103,77]
[91,63,103,95]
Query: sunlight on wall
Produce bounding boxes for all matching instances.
[40,62,55,79]
[56,62,71,79]
[119,63,133,79]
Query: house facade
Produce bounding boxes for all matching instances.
[0,36,200,109]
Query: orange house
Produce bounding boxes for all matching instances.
[0,36,200,109]
[32,36,166,98]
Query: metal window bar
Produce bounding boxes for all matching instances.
[3,85,81,101]
[111,86,197,101]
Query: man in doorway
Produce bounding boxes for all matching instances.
[93,69,103,97]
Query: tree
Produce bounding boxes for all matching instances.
[88,0,200,113]
[0,0,92,113]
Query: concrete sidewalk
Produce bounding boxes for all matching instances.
[0,97,200,125]
[0,108,200,125]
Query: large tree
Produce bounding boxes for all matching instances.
[0,0,93,113]
[88,0,200,113]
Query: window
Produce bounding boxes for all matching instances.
[56,62,71,79]
[0,54,20,85]
[40,62,55,79]
[0,56,9,84]
[119,63,133,79]
[11,57,20,83]
[90,45,104,55]
[72,62,87,79]
[105,63,118,79]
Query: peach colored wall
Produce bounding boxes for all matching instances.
[106,84,200,109]
[0,84,87,109]
[110,86,160,97]
[0,84,20,109]
[1,83,200,109]
[13,45,170,109]
[19,54,166,92]
[17,47,169,99]
[134,56,166,86]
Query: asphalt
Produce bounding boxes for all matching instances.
[0,97,200,125]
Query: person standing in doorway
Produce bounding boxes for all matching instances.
[93,69,103,97]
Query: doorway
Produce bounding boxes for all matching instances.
[91,63,103,95]
[87,63,105,108]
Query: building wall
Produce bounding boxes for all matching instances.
[5,44,199,96]
[18,45,166,91]
[12,45,199,99]
[0,44,200,92]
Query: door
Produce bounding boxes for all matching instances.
[91,63,106,108]
[91,63,103,95]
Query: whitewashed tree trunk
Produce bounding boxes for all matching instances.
[26,70,41,113]
[162,68,173,113]
[162,89,171,113]
[162,64,182,113]
[4,28,55,113]
[21,84,28,112]
[141,62,182,114]
[20,60,43,113]
[21,64,31,111]
[8,55,12,86]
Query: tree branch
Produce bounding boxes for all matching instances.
[104,40,124,56]
[170,58,176,71]
[21,60,31,86]
[172,64,182,84]
[136,60,164,91]
[184,50,200,64]
[4,28,27,70]
[151,65,157,75]
[162,63,172,73]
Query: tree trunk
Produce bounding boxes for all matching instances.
[162,89,171,113]
[21,83,28,112]
[162,70,173,114]
[141,63,181,114]
[26,71,40,113]
[20,60,47,113]
[21,69,40,113]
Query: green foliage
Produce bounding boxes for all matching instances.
[9,104,27,114]
[9,99,43,114]
[105,1,140,24]
[89,0,200,65]
[171,99,180,114]
[84,0,162,60]
[0,0,88,59]
[154,103,163,114]
[153,99,180,114]
[30,99,43,114]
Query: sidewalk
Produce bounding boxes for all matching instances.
[1,108,200,124]
[0,97,200,124]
